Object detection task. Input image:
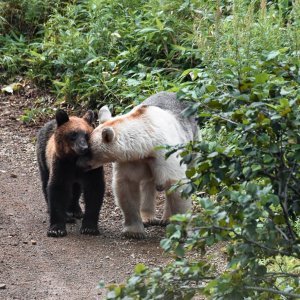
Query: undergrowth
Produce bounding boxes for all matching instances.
[1,0,300,299]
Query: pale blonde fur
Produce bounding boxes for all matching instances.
[83,101,195,238]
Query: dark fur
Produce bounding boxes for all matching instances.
[36,110,105,237]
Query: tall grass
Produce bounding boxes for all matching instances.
[1,1,300,298]
[193,0,299,77]
[1,0,202,109]
[0,0,64,37]
[0,0,299,109]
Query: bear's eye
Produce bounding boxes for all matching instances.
[68,131,78,141]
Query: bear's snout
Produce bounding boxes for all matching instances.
[73,138,89,156]
[78,145,89,155]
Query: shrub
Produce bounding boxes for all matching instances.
[102,1,300,299]
[0,0,65,37]
[1,0,202,108]
[1,0,300,298]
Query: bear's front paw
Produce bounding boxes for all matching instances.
[122,225,146,239]
[143,218,168,227]
[47,224,67,237]
[80,226,100,235]
[122,230,146,239]
[66,208,84,223]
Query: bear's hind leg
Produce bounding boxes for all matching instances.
[140,179,163,227]
[80,167,105,235]
[47,182,70,237]
[66,183,83,223]
[113,177,145,239]
[39,167,49,205]
[164,190,191,222]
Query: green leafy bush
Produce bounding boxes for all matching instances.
[1,0,202,108]
[0,0,66,81]
[0,0,65,37]
[1,0,300,298]
[100,1,300,299]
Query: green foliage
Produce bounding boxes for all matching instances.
[0,0,64,37]
[1,0,202,108]
[0,0,66,81]
[105,260,214,300]
[19,106,55,124]
[1,0,300,298]
[0,33,28,82]
[96,1,300,299]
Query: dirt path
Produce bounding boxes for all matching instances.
[0,92,168,299]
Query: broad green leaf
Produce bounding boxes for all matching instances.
[170,230,181,239]
[137,27,158,34]
[160,238,172,251]
[135,263,146,274]
[155,18,164,31]
[127,78,140,86]
[251,164,262,172]
[206,84,217,92]
[1,82,22,94]
[207,151,218,158]
[223,58,238,66]
[174,244,185,257]
[266,50,280,61]
[254,73,269,84]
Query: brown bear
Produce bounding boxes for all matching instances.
[36,109,105,237]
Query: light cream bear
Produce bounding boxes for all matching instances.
[78,92,198,239]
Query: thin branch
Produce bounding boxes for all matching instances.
[200,103,240,126]
[274,224,289,241]
[213,114,239,126]
[261,171,276,180]
[290,185,300,198]
[278,163,296,240]
[233,232,294,257]
[245,286,300,298]
[265,272,300,278]
[192,225,299,257]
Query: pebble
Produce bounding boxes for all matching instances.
[0,284,6,289]
[31,240,37,245]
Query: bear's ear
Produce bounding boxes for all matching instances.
[98,105,112,124]
[56,109,69,126]
[83,110,94,125]
[102,127,115,143]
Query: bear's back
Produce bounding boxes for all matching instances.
[141,92,198,141]
[36,120,57,172]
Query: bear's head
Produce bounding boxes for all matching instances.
[76,106,116,169]
[54,109,95,158]
[77,105,153,170]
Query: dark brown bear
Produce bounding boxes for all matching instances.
[36,109,105,237]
